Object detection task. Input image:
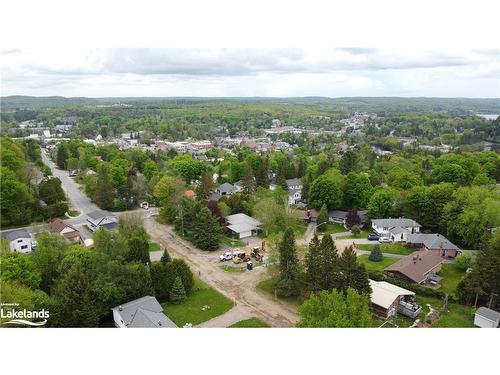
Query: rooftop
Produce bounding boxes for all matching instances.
[407,233,461,251]
[1,229,31,241]
[372,218,421,228]
[369,280,414,309]
[112,296,177,328]
[384,251,443,284]
[476,307,500,322]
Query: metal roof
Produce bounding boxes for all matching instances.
[369,280,414,309]
[407,233,461,251]
[476,307,500,322]
[2,229,31,241]
[112,296,177,328]
[372,218,421,228]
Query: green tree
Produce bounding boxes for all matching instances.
[196,170,215,199]
[150,261,170,301]
[154,175,186,223]
[165,259,194,296]
[160,249,171,264]
[368,244,383,262]
[343,172,373,209]
[126,228,150,264]
[0,252,41,289]
[276,228,302,297]
[95,163,114,210]
[338,247,371,295]
[351,225,361,236]
[169,276,187,304]
[339,150,359,174]
[192,207,222,251]
[39,177,66,204]
[255,156,270,187]
[305,234,322,291]
[52,262,99,327]
[56,143,69,169]
[308,175,343,210]
[367,189,396,219]
[32,232,70,292]
[316,204,329,232]
[318,233,340,291]
[297,288,372,328]
[242,161,256,194]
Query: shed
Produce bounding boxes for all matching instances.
[474,307,500,328]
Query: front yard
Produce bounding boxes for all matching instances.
[337,230,371,239]
[322,223,347,235]
[162,278,234,326]
[229,317,270,328]
[357,254,399,272]
[357,243,413,256]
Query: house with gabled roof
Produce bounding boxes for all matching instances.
[112,296,177,328]
[1,229,35,253]
[384,251,443,284]
[372,218,421,242]
[48,218,81,243]
[226,213,261,239]
[406,233,461,258]
[86,210,118,232]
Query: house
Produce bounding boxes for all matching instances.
[372,218,421,242]
[406,233,461,258]
[329,210,367,227]
[209,182,242,201]
[226,213,261,239]
[369,280,422,319]
[384,251,443,284]
[86,211,118,232]
[1,229,35,253]
[48,218,81,243]
[474,307,500,328]
[112,296,177,328]
[286,178,303,205]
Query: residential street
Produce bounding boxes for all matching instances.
[145,218,300,328]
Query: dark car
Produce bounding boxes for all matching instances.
[367,234,380,241]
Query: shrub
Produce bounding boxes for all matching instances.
[169,276,187,304]
[368,244,383,262]
[454,252,475,272]
[351,225,361,236]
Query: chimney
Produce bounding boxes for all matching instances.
[158,320,162,326]
[118,305,123,311]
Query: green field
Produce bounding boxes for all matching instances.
[357,254,399,272]
[149,241,161,252]
[438,264,466,297]
[163,279,234,326]
[357,243,413,256]
[337,230,371,239]
[229,317,270,328]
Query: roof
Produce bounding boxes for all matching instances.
[476,307,500,322]
[372,218,421,228]
[112,296,177,328]
[407,233,461,251]
[389,226,411,235]
[286,178,302,187]
[49,218,77,234]
[87,210,107,220]
[369,280,414,309]
[226,213,261,228]
[384,251,443,283]
[217,182,236,194]
[183,190,197,198]
[2,229,31,241]
[329,210,367,222]
[208,191,221,201]
[227,223,256,234]
[101,222,118,231]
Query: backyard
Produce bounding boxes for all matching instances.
[437,263,466,297]
[357,243,413,256]
[357,254,399,272]
[162,278,234,326]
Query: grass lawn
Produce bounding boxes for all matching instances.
[220,236,246,248]
[322,223,347,235]
[256,276,305,307]
[357,254,399,272]
[229,317,270,328]
[357,243,413,256]
[149,241,161,252]
[66,209,80,217]
[438,264,466,297]
[163,278,234,326]
[416,295,475,328]
[337,230,371,239]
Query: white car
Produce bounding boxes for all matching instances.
[379,237,392,243]
[219,252,234,262]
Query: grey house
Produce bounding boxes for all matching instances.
[112,296,177,328]
[86,210,118,232]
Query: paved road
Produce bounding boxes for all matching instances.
[146,218,300,328]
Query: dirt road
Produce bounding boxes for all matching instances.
[145,218,300,328]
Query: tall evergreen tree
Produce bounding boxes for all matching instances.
[242,162,256,194]
[276,227,301,297]
[316,203,329,232]
[53,262,99,327]
[56,143,69,169]
[160,249,171,264]
[305,234,322,291]
[126,228,150,264]
[169,276,187,304]
[368,244,383,262]
[95,164,114,210]
[318,234,340,291]
[196,170,215,199]
[338,247,371,296]
[255,156,270,188]
[277,165,288,192]
[192,207,222,251]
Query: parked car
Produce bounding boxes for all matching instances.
[379,237,391,243]
[367,234,380,241]
[219,252,234,262]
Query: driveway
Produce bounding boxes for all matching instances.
[146,218,300,328]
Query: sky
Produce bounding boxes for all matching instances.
[1,48,499,98]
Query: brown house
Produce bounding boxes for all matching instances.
[48,218,81,243]
[384,251,443,284]
[369,280,421,319]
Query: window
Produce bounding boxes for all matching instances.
[21,245,28,250]
[17,239,23,243]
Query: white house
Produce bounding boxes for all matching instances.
[86,211,118,232]
[226,213,261,239]
[112,296,177,328]
[372,218,421,242]
[286,178,303,205]
[1,229,35,253]
[474,307,500,328]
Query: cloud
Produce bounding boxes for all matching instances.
[1,48,498,97]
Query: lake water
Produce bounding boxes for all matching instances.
[476,113,499,120]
